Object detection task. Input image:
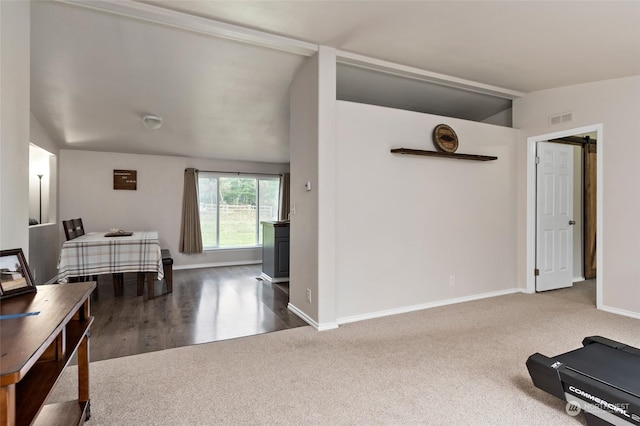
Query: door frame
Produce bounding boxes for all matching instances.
[525,124,603,307]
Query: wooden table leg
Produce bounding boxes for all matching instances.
[0,384,16,426]
[112,273,123,297]
[165,263,173,293]
[136,273,145,296]
[78,332,90,419]
[146,272,155,299]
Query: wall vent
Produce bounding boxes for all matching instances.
[549,112,573,126]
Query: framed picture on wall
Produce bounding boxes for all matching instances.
[0,248,37,300]
[113,169,137,190]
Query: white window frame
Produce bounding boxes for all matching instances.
[198,172,280,250]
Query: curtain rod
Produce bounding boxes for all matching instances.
[186,168,284,177]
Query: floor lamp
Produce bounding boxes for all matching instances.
[37,174,43,224]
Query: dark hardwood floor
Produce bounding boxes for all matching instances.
[87,264,308,361]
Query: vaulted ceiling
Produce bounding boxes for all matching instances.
[30,1,640,163]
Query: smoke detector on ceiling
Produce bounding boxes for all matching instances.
[142,115,163,130]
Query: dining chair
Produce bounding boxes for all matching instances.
[63,218,98,285]
[72,218,85,236]
[63,219,78,240]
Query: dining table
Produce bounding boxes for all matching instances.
[57,231,164,296]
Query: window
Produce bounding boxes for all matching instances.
[198,173,280,249]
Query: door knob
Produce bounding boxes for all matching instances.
[569,220,576,225]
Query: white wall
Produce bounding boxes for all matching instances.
[316,47,338,327]
[335,101,520,321]
[513,75,640,317]
[0,1,30,254]
[29,224,58,284]
[288,47,338,330]
[289,53,321,325]
[59,150,288,269]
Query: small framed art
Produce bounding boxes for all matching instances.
[0,248,37,300]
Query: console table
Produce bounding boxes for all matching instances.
[0,282,95,426]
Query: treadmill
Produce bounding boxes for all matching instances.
[526,336,640,426]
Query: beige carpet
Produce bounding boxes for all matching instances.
[48,281,639,425]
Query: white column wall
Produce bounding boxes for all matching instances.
[0,1,30,253]
[316,47,337,327]
[288,47,339,330]
[289,53,321,326]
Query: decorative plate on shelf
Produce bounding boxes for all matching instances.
[433,124,459,153]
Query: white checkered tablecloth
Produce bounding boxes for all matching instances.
[57,231,164,283]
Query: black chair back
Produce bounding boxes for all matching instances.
[63,220,77,240]
[73,218,85,236]
[63,218,85,240]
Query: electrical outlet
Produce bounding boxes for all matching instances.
[449,275,455,287]
[306,288,312,303]
[32,269,37,281]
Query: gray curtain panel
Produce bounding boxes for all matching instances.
[180,168,203,253]
[278,173,290,221]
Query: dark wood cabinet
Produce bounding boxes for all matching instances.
[261,221,290,283]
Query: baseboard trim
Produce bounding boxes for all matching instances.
[337,288,522,325]
[260,272,289,283]
[288,303,339,331]
[173,260,261,270]
[598,304,640,320]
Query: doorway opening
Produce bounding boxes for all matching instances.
[526,124,603,308]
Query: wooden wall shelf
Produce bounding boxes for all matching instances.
[390,148,497,161]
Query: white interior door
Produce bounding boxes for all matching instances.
[536,142,574,291]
